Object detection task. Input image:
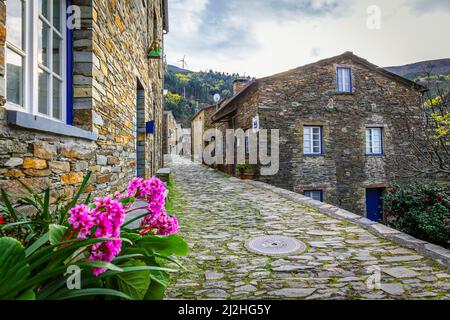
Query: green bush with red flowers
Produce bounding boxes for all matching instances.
[383,183,450,248]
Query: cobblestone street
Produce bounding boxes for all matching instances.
[165,157,450,300]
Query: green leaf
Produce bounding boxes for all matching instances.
[49,288,133,300]
[112,254,145,262]
[121,232,143,243]
[60,171,92,224]
[17,290,36,300]
[27,237,132,272]
[25,232,49,257]
[144,280,166,300]
[0,221,35,230]
[17,180,44,208]
[0,237,31,299]
[42,188,51,223]
[0,189,19,221]
[149,270,169,287]
[49,224,68,245]
[137,235,189,257]
[114,260,151,300]
[77,261,124,273]
[84,193,92,205]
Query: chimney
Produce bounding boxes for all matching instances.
[233,77,251,95]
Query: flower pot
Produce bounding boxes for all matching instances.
[240,172,255,180]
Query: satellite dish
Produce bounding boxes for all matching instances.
[213,94,221,103]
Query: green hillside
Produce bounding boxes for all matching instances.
[164,66,248,127]
[385,59,450,97]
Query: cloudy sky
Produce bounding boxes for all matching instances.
[164,0,450,78]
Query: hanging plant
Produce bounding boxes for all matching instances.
[148,39,162,59]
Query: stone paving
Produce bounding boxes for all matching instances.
[165,157,450,300]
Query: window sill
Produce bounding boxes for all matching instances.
[304,154,324,157]
[7,110,98,141]
[366,154,384,157]
[335,92,354,95]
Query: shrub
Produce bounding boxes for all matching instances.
[383,182,450,248]
[0,173,188,300]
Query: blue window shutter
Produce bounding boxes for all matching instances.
[66,0,74,125]
[146,121,155,134]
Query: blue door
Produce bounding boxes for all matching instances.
[366,188,384,221]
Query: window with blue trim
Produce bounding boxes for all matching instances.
[366,128,383,155]
[5,0,68,123]
[303,126,322,155]
[304,190,323,202]
[337,67,352,93]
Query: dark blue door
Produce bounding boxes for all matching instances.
[366,188,384,221]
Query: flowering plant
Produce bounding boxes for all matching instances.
[384,182,450,248]
[0,172,187,300]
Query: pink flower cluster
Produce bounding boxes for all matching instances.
[68,197,125,276]
[125,177,178,236]
[141,210,179,236]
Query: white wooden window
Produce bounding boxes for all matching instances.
[5,0,66,122]
[366,128,383,155]
[303,126,322,155]
[337,67,352,93]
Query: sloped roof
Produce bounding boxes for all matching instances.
[211,80,257,122]
[212,52,427,122]
[261,51,427,91]
[191,104,218,122]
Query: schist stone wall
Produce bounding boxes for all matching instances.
[191,105,217,162]
[0,0,166,209]
[209,53,426,216]
[163,111,178,155]
[256,55,424,215]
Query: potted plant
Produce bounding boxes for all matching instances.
[236,164,256,180]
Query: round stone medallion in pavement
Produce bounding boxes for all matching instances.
[245,236,307,256]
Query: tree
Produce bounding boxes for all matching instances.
[394,78,450,177]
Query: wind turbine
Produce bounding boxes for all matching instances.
[178,55,187,70]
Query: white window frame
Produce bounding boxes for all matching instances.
[304,190,323,202]
[366,128,383,155]
[5,0,28,111]
[5,0,67,123]
[303,126,322,155]
[337,67,352,93]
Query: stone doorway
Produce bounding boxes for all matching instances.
[136,80,146,178]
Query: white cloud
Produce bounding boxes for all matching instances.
[165,0,450,77]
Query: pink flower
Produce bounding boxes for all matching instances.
[140,210,178,236]
[126,178,144,197]
[67,198,125,276]
[68,205,95,239]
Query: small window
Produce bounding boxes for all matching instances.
[245,133,249,154]
[337,67,352,93]
[304,190,323,202]
[366,128,383,155]
[304,126,322,155]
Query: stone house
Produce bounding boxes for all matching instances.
[162,110,178,156]
[210,52,427,219]
[0,0,169,207]
[191,105,217,163]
